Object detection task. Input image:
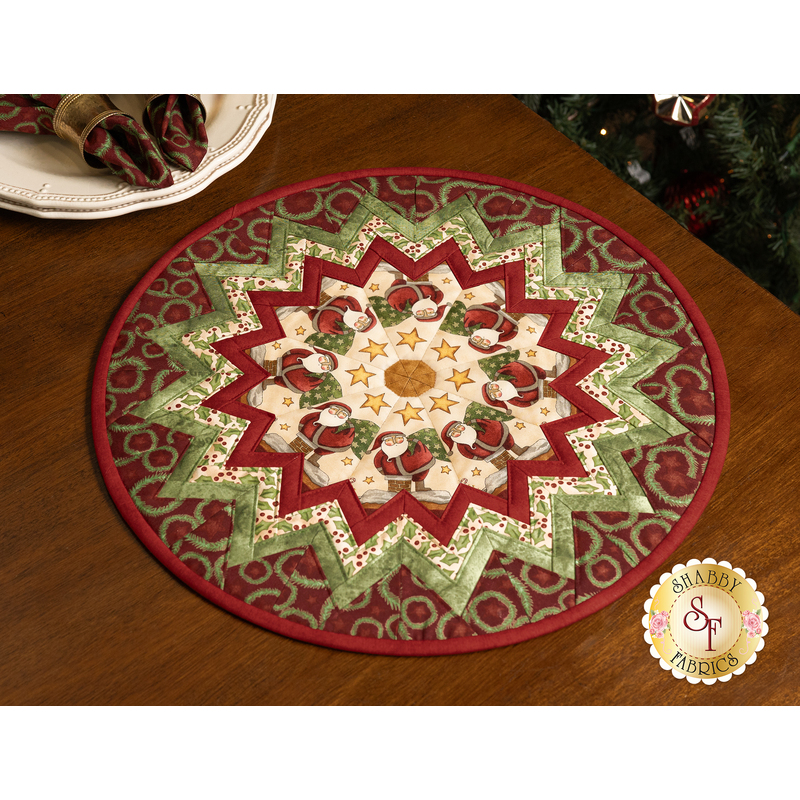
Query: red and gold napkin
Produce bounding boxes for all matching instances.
[0,94,173,188]
[143,94,208,172]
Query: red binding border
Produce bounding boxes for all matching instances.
[92,168,731,656]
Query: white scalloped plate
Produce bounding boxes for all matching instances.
[0,94,276,219]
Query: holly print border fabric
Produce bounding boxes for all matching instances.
[93,169,729,655]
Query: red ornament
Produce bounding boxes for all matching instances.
[663,170,726,236]
[652,95,717,127]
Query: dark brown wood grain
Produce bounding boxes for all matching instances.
[2,95,797,705]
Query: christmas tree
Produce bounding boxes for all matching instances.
[516,94,800,313]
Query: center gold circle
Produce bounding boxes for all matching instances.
[385,359,437,397]
[669,585,741,658]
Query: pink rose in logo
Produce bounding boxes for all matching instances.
[742,610,762,638]
[649,610,669,639]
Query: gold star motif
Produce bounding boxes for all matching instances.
[429,393,459,414]
[369,283,381,292]
[540,407,550,416]
[514,421,526,430]
[527,326,536,334]
[442,277,452,284]
[345,364,376,387]
[441,466,451,474]
[361,393,391,416]
[280,423,290,431]
[339,284,350,290]
[396,328,426,351]
[342,457,353,466]
[445,368,475,391]
[272,341,282,350]
[396,401,424,425]
[282,397,293,407]
[358,339,389,361]
[295,326,306,336]
[431,339,460,361]
[526,349,537,358]
[464,292,475,300]
[363,476,374,485]
[471,467,482,476]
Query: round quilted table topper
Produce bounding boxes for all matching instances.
[93,169,730,655]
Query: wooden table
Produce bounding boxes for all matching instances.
[2,95,796,705]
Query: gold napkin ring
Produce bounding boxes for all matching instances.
[143,94,207,134]
[53,94,130,167]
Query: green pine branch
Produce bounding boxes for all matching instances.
[517,94,800,313]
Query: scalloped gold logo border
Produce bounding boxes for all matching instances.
[643,558,768,684]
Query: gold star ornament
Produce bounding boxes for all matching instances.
[360,393,391,416]
[396,328,426,351]
[358,339,389,362]
[396,402,424,425]
[431,339,460,361]
[345,364,376,387]
[445,368,475,391]
[429,393,459,414]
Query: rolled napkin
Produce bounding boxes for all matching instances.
[0,94,173,188]
[143,94,208,172]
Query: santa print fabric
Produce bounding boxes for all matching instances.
[271,349,333,393]
[445,419,514,460]
[299,411,356,453]
[373,439,435,481]
[93,168,728,655]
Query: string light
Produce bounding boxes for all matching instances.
[600,128,607,135]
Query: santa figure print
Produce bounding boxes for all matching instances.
[464,302,519,353]
[295,401,356,466]
[371,431,436,494]
[308,294,377,335]
[482,360,548,410]
[384,278,448,323]
[442,418,526,463]
[260,347,338,394]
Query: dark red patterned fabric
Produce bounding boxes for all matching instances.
[143,95,208,172]
[0,94,172,188]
